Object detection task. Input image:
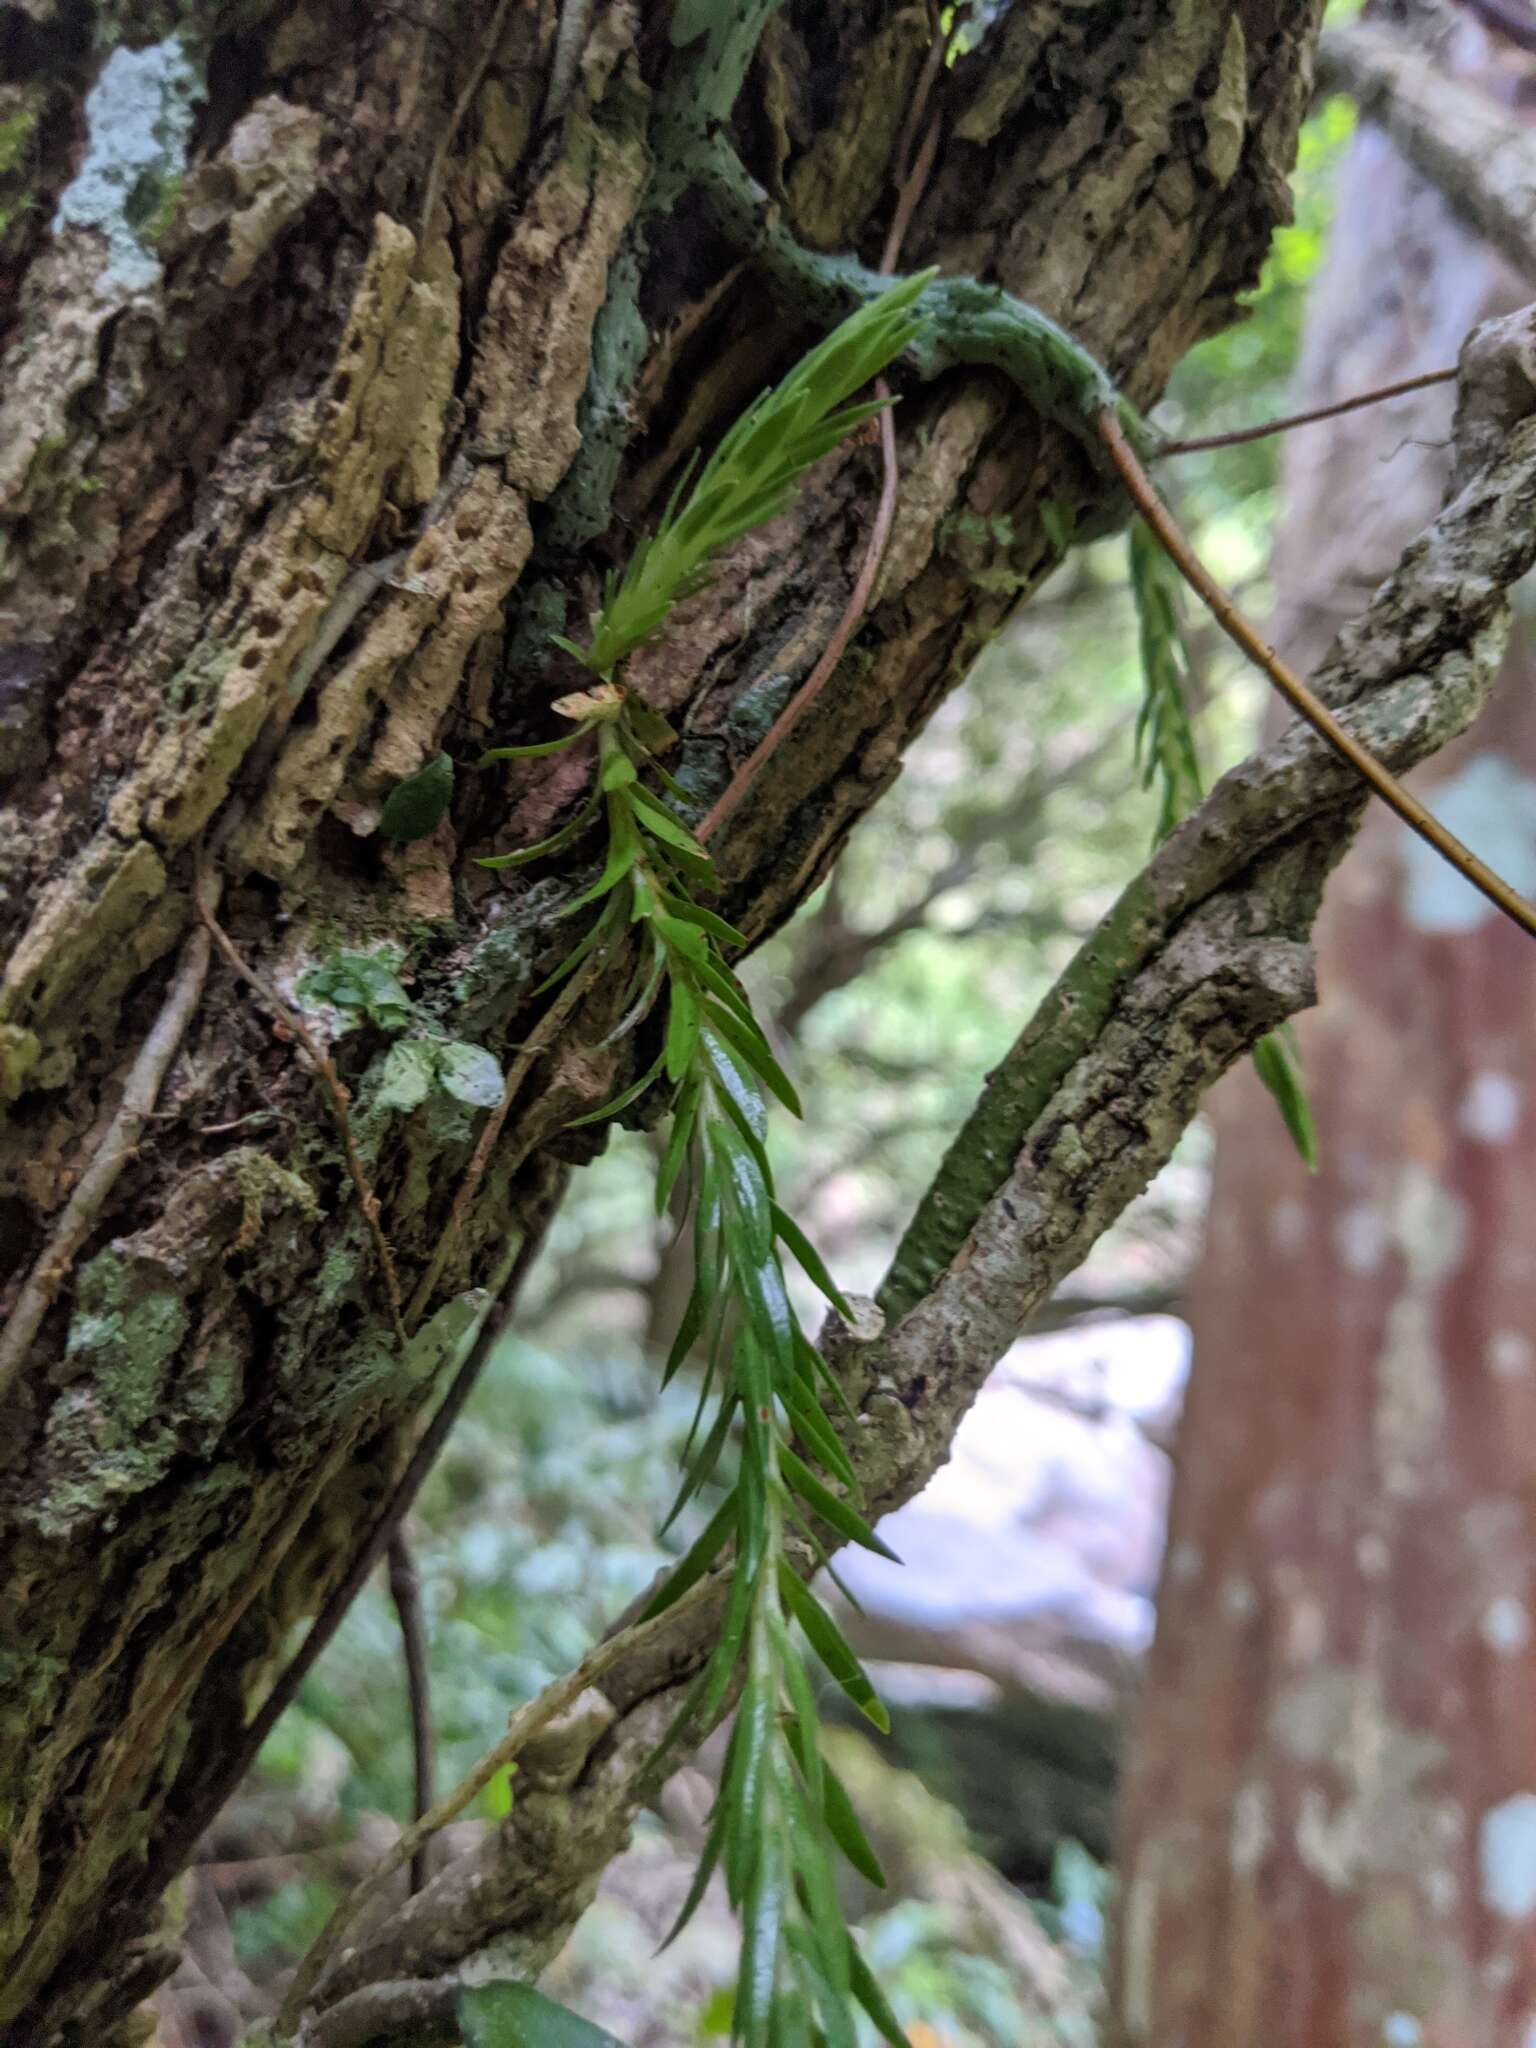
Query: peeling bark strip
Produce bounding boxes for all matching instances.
[0,3,1321,2037]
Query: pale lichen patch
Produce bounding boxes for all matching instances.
[53,36,203,295]
[1374,1295,1446,1502]
[1374,1166,1466,1499]
[1394,1164,1469,1287]
[1490,1329,1534,1378]
[1481,1595,1530,1656]
[1457,1069,1523,1146]
[1230,1780,1271,1878]
[1118,1823,1202,2042]
[1398,752,1536,934]
[1479,1793,1536,1917]
[1274,1668,1446,1895]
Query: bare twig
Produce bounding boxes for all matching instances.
[892,0,951,200]
[695,405,902,847]
[194,860,408,1344]
[415,0,517,270]
[241,553,408,796]
[1458,0,1536,58]
[138,1238,532,1902]
[306,1977,457,2048]
[1319,20,1536,280]
[695,101,944,848]
[881,107,942,276]
[280,1576,716,2032]
[1026,1279,1183,1334]
[0,891,216,1399]
[387,1533,437,1896]
[1158,366,1457,455]
[1098,407,1536,942]
[405,951,609,1323]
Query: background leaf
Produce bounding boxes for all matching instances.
[458,1981,631,2048]
[378,750,454,842]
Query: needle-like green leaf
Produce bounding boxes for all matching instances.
[473,275,937,2048]
[643,1488,737,1618]
[771,1203,854,1319]
[1252,1026,1320,1171]
[780,1447,899,1563]
[779,1566,891,1732]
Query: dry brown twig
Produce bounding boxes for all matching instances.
[695,87,946,847]
[1157,365,1458,455]
[387,1535,438,1895]
[1099,408,1536,940]
[405,951,609,1322]
[279,1575,716,2032]
[0,887,217,1399]
[193,853,409,1343]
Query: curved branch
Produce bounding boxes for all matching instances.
[300,309,1536,2029]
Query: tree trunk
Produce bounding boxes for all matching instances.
[0,3,1321,2036]
[1110,12,1536,2044]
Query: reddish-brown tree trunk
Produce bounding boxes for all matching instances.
[1111,16,1536,2045]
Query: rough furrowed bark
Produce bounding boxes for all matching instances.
[299,313,1536,2031]
[0,2,1317,2037]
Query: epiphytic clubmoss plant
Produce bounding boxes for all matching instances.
[476,274,936,2048]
